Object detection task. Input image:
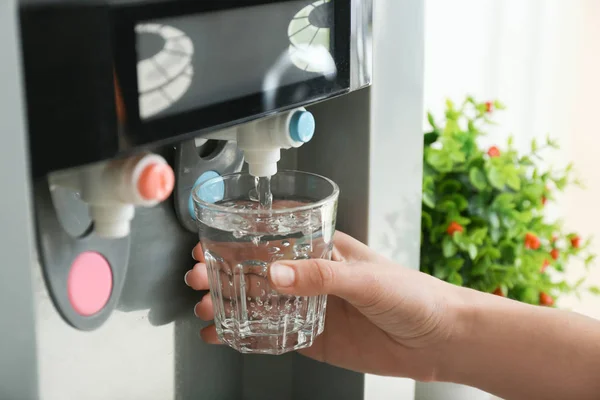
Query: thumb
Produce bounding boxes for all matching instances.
[268,259,384,308]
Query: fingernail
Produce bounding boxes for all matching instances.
[193,302,200,318]
[184,271,191,286]
[270,264,295,287]
[192,249,197,261]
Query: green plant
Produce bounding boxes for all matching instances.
[420,97,598,306]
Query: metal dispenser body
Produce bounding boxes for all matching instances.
[0,0,425,399]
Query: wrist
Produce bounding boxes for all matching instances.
[433,285,481,383]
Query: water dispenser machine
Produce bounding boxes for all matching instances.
[0,0,425,398]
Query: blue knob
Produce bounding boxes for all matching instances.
[289,110,315,143]
[188,170,224,221]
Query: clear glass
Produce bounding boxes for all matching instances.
[192,171,339,355]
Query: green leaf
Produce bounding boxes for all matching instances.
[442,237,458,257]
[565,162,574,172]
[515,211,533,224]
[487,247,502,259]
[531,138,538,152]
[471,260,489,276]
[547,137,559,149]
[453,216,472,226]
[521,287,539,305]
[452,231,469,250]
[467,119,476,133]
[424,131,439,146]
[493,193,515,210]
[468,243,478,260]
[438,200,457,212]
[426,149,452,172]
[470,227,488,245]
[439,180,462,194]
[506,173,521,191]
[585,254,596,267]
[489,212,501,229]
[555,176,568,190]
[449,150,467,163]
[589,286,600,295]
[554,262,564,272]
[423,192,435,208]
[447,258,465,270]
[448,271,464,286]
[499,243,517,263]
[462,137,477,157]
[434,264,449,280]
[421,212,432,230]
[427,112,437,129]
[449,194,469,211]
[520,156,534,166]
[469,167,487,191]
[487,166,505,190]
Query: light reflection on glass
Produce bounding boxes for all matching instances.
[135,23,194,119]
[264,0,336,109]
[288,0,333,73]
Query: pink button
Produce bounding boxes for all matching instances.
[137,162,175,202]
[67,252,113,316]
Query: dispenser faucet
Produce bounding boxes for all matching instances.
[49,153,175,238]
[204,107,316,177]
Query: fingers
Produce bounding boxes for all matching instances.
[189,243,222,347]
[192,243,205,263]
[200,325,221,345]
[268,259,388,308]
[186,261,273,301]
[332,231,390,264]
[185,263,210,291]
[194,293,215,320]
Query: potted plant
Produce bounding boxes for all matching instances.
[416,97,597,400]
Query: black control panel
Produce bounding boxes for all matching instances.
[19,0,351,178]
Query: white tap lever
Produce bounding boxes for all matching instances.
[203,107,316,177]
[49,153,175,238]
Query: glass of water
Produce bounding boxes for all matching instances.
[192,171,339,355]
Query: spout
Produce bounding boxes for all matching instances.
[203,108,315,177]
[48,153,175,238]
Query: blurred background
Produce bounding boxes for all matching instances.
[424,0,600,319]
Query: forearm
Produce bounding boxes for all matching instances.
[439,287,600,399]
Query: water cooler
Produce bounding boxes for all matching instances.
[0,0,424,398]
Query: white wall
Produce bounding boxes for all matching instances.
[558,1,600,319]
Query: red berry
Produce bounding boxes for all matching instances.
[571,236,581,248]
[541,260,549,273]
[525,233,540,250]
[541,196,547,206]
[550,248,559,260]
[485,101,493,113]
[493,287,505,297]
[487,146,500,157]
[447,221,464,236]
[539,292,554,306]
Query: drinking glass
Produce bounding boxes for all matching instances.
[192,170,338,355]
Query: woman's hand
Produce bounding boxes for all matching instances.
[187,231,600,399]
[185,231,461,381]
